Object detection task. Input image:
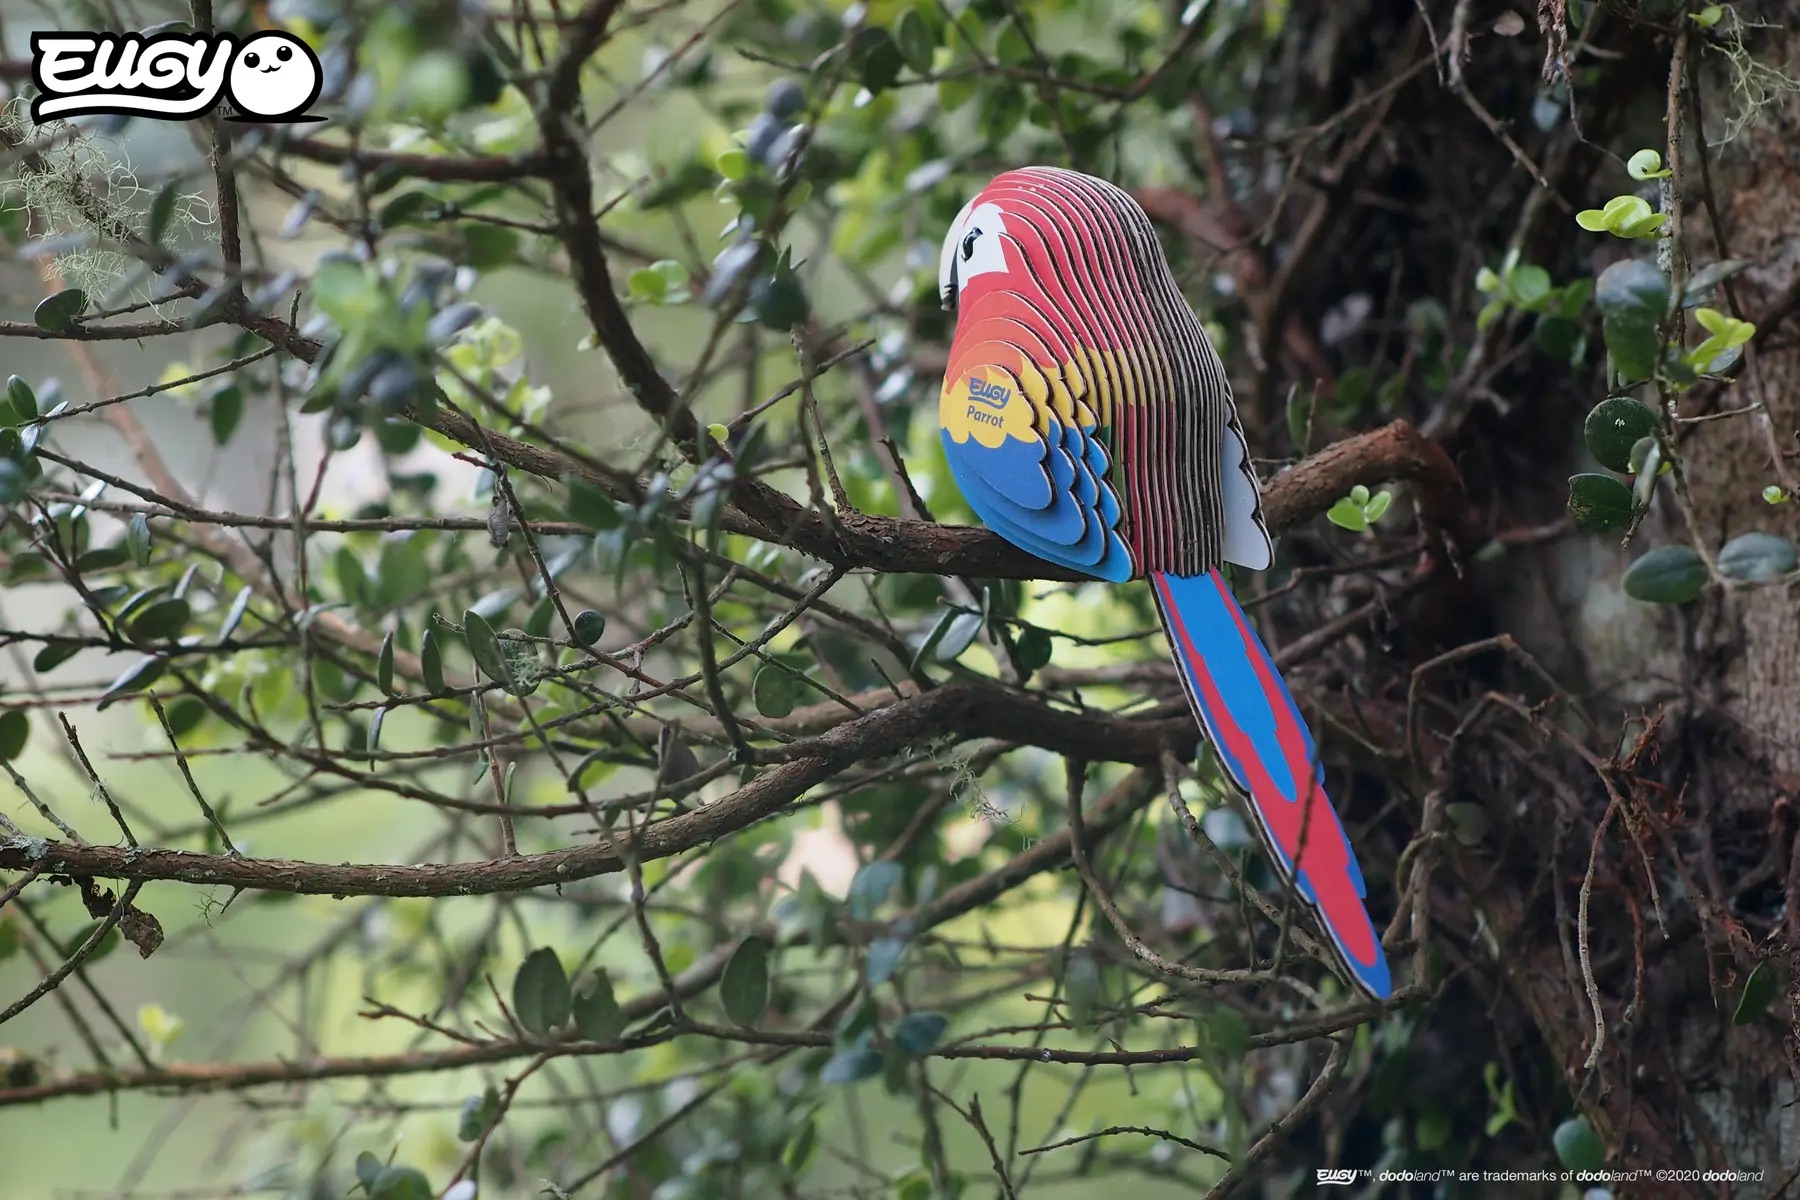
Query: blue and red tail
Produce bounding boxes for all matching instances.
[1150,569,1391,1001]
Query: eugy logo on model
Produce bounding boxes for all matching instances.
[30,31,323,123]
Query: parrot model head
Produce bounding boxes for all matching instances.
[930,167,1394,1002]
[937,198,1010,311]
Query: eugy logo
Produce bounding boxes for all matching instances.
[1316,1169,1362,1186]
[968,376,1013,406]
[30,30,323,123]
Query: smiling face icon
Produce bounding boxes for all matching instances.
[226,33,321,121]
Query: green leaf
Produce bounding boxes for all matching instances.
[847,861,902,920]
[1416,1109,1453,1151]
[1733,960,1777,1024]
[1626,149,1668,180]
[1064,950,1102,1030]
[865,935,905,986]
[354,1152,383,1189]
[209,385,243,446]
[1716,531,1797,582]
[820,1039,883,1085]
[1446,801,1491,846]
[752,664,797,718]
[564,475,621,530]
[1326,496,1368,532]
[1510,264,1552,306]
[420,628,445,691]
[511,947,571,1036]
[1014,625,1053,672]
[129,597,191,641]
[1595,259,1670,383]
[498,631,538,697]
[1682,259,1750,306]
[33,642,80,672]
[457,1087,502,1142]
[1567,473,1636,534]
[1622,545,1709,604]
[463,609,513,689]
[572,609,606,646]
[217,586,253,641]
[992,16,1033,67]
[783,1114,819,1174]
[935,610,984,662]
[895,8,936,73]
[720,935,771,1026]
[34,288,90,332]
[369,1165,433,1200]
[572,968,626,1042]
[854,27,904,92]
[146,182,181,244]
[1693,4,1725,28]
[125,513,152,567]
[0,709,28,761]
[1583,397,1658,472]
[1552,1115,1605,1171]
[1198,1006,1250,1058]
[6,375,37,425]
[627,266,669,301]
[377,631,397,695]
[164,694,205,738]
[893,1012,948,1056]
[97,655,165,710]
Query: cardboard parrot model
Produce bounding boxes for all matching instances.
[935,166,1392,1001]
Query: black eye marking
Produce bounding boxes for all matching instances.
[243,52,260,68]
[960,227,981,262]
[276,45,293,61]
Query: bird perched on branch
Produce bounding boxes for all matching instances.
[934,166,1391,1001]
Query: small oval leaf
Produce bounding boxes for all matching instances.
[1595,259,1671,383]
[935,610,984,663]
[1567,473,1636,534]
[34,288,90,332]
[572,609,606,646]
[1583,397,1658,472]
[377,631,397,695]
[511,947,571,1036]
[0,709,28,761]
[720,935,771,1026]
[1622,545,1709,604]
[421,627,445,691]
[1715,531,1797,583]
[572,968,626,1042]
[894,1011,948,1056]
[752,664,796,718]
[463,609,512,689]
[128,597,191,641]
[97,655,165,710]
[1552,1115,1605,1171]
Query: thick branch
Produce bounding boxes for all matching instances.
[0,685,1195,895]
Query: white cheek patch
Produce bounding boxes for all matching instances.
[939,196,978,302]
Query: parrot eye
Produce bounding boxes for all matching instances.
[960,227,981,262]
